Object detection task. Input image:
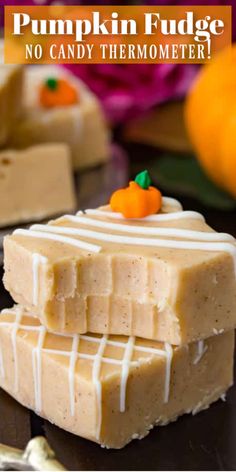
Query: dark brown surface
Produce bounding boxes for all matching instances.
[0,145,236,470]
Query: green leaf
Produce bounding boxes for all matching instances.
[45,77,58,91]
[149,154,236,210]
[134,170,151,189]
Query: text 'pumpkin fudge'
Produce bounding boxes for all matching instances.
[0,144,76,228]
[3,173,236,344]
[0,307,233,449]
[8,65,110,170]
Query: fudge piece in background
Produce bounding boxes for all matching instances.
[0,144,76,228]
[0,42,23,145]
[8,65,110,170]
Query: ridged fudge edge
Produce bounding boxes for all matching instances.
[4,235,236,344]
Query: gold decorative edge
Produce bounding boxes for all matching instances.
[0,436,67,471]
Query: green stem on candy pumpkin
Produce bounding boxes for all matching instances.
[134,170,152,190]
[45,77,58,91]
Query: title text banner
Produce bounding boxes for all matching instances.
[4,5,231,64]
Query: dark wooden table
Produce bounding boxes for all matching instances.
[0,144,236,471]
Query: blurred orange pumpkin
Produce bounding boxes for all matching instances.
[40,77,78,108]
[185,45,236,198]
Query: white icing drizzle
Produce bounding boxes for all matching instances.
[14,229,101,253]
[221,393,226,402]
[213,328,224,335]
[193,340,208,365]
[30,224,236,275]
[83,209,204,222]
[164,343,173,403]
[32,326,46,412]
[120,336,135,413]
[76,335,167,359]
[68,214,233,242]
[69,334,80,417]
[92,335,108,439]
[42,348,139,366]
[32,254,48,306]
[162,197,183,210]
[0,310,174,435]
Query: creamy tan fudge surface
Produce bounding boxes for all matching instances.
[8,65,110,170]
[0,40,23,145]
[4,197,236,344]
[0,144,76,228]
[0,307,233,449]
[0,63,23,146]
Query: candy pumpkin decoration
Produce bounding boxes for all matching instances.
[185,45,236,198]
[110,170,162,218]
[39,77,78,108]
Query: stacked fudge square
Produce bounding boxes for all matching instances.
[0,182,236,449]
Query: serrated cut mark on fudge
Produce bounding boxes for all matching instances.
[0,308,174,440]
[45,294,180,345]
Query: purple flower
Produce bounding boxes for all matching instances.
[63,63,197,124]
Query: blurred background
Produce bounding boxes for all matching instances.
[0,0,236,240]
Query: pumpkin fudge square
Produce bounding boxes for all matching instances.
[7,65,110,170]
[0,306,233,449]
[3,176,236,344]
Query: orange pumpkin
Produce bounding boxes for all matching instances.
[39,77,78,108]
[185,45,236,198]
[110,170,162,218]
